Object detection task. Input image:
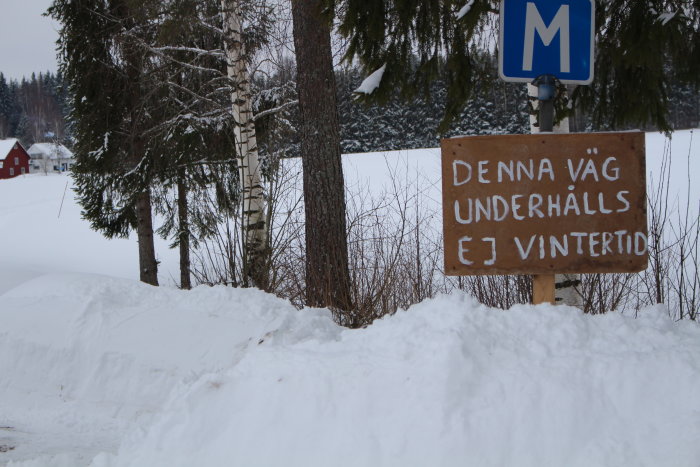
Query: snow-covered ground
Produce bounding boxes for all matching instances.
[0,174,180,292]
[0,131,699,466]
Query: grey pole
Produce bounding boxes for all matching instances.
[534,74,556,132]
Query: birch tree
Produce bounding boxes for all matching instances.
[221,0,269,290]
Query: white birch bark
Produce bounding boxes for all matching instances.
[222,0,268,287]
[528,83,582,308]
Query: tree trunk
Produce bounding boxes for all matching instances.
[178,175,191,290]
[135,188,159,286]
[221,0,268,290]
[118,8,159,288]
[291,0,353,315]
[128,126,158,288]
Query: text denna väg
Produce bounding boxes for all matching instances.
[452,154,635,224]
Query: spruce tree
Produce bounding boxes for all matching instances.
[147,0,238,289]
[0,74,11,138]
[49,0,161,285]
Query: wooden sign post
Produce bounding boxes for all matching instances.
[441,132,648,304]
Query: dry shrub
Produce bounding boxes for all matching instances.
[192,136,699,326]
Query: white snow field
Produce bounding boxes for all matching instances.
[0,130,699,466]
[0,174,180,293]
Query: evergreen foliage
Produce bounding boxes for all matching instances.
[0,74,11,138]
[150,0,280,289]
[253,71,299,167]
[0,72,69,144]
[1,63,698,158]
[336,54,530,153]
[49,0,156,237]
[252,57,699,156]
[149,0,240,227]
[48,0,278,287]
[49,0,171,284]
[330,0,700,132]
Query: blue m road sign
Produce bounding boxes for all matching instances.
[499,0,595,84]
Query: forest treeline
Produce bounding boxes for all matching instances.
[2,62,699,152]
[0,72,69,145]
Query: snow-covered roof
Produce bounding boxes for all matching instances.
[27,142,75,160]
[0,138,21,159]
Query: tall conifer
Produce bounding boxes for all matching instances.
[0,74,11,138]
[49,0,161,285]
[292,0,354,317]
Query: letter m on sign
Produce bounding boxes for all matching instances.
[499,0,594,84]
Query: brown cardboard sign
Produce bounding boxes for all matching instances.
[441,132,648,275]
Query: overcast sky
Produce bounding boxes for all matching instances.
[0,0,58,81]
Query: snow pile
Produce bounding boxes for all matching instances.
[94,296,700,467]
[0,274,336,465]
[2,276,700,466]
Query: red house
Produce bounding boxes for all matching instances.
[0,139,31,180]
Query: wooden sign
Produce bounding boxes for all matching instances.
[441,132,648,275]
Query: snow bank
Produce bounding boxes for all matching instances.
[5,278,698,466]
[0,274,337,465]
[88,294,700,467]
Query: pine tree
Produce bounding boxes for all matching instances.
[291,0,354,317]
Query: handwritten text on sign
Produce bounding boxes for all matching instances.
[441,132,648,275]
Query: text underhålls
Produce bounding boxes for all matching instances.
[453,191,631,224]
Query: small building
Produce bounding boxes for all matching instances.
[0,139,31,180]
[27,142,76,174]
